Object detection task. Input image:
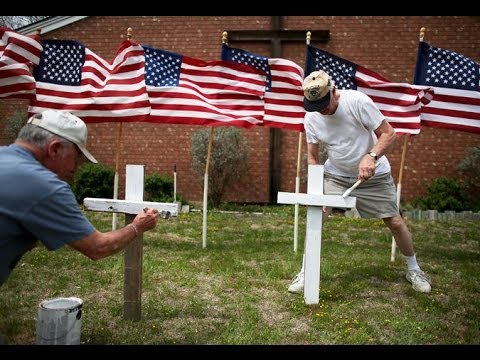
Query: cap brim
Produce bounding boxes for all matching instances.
[303,91,331,112]
[77,145,98,163]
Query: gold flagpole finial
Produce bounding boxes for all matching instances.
[222,31,228,44]
[419,27,426,42]
[127,28,133,40]
[306,31,311,45]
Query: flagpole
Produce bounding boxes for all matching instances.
[112,28,132,230]
[293,131,302,253]
[391,135,408,261]
[390,26,426,261]
[202,32,230,248]
[112,121,123,230]
[173,164,177,202]
[202,126,214,248]
[292,31,310,253]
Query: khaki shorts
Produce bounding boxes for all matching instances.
[324,172,399,219]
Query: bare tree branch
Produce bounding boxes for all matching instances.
[0,16,50,30]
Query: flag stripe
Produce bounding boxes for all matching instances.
[306,45,433,135]
[0,72,36,97]
[144,45,266,128]
[221,44,305,131]
[263,58,304,130]
[29,39,151,122]
[0,28,42,65]
[414,41,480,133]
[182,57,266,94]
[0,27,42,99]
[419,87,480,133]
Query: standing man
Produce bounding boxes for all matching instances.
[288,70,431,294]
[0,110,160,288]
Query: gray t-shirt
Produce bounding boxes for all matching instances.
[0,144,95,286]
[303,89,391,177]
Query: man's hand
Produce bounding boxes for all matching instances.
[358,154,377,181]
[132,208,159,232]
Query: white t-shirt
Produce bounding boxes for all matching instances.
[303,89,391,177]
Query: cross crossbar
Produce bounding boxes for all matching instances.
[83,198,179,216]
[277,192,356,209]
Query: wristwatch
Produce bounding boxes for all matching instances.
[368,151,378,160]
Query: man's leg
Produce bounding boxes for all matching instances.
[383,215,432,293]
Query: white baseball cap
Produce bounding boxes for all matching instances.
[303,70,332,112]
[27,110,98,163]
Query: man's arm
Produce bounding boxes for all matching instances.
[358,119,396,181]
[307,143,320,165]
[69,208,159,260]
[371,119,397,157]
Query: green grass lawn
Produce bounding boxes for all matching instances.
[1,206,479,345]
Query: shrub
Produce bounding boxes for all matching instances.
[410,176,469,212]
[144,173,174,203]
[72,163,115,204]
[3,109,28,143]
[191,127,249,208]
[458,146,480,211]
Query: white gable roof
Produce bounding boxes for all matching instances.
[16,16,88,36]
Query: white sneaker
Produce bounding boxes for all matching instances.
[406,269,432,293]
[288,271,304,293]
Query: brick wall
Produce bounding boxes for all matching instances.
[1,16,479,205]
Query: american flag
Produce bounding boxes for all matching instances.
[143,45,266,128]
[414,41,480,134]
[306,45,433,135]
[0,27,42,99]
[28,39,150,122]
[221,44,305,131]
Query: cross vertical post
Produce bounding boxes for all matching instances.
[304,165,324,304]
[123,164,144,320]
[277,165,356,304]
[83,165,179,320]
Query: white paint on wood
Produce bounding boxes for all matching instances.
[126,165,144,202]
[82,164,179,321]
[84,164,180,216]
[278,192,356,209]
[277,165,356,305]
[83,198,179,216]
[293,176,300,253]
[304,165,324,305]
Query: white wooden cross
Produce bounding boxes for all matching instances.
[277,165,356,304]
[83,164,179,320]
